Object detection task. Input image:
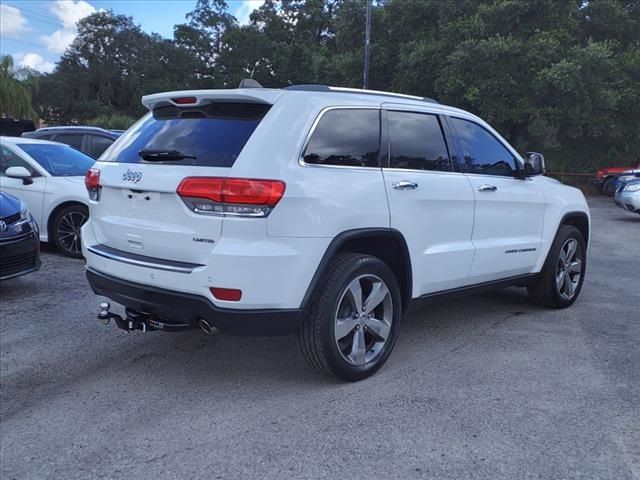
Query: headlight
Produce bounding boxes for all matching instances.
[625,183,640,192]
[18,202,39,232]
[19,202,29,220]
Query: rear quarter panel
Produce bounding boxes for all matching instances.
[229,94,391,238]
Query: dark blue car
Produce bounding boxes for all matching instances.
[0,192,40,280]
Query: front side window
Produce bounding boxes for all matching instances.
[303,109,380,168]
[388,111,450,171]
[450,117,519,177]
[17,143,94,176]
[0,146,39,176]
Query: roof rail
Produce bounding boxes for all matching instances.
[36,126,108,132]
[283,84,439,104]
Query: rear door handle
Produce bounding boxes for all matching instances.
[478,185,497,192]
[392,180,418,190]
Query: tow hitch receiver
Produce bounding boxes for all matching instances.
[98,302,149,332]
[97,302,193,333]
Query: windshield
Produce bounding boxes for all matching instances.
[18,143,95,176]
[100,102,270,167]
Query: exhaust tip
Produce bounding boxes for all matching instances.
[198,318,217,335]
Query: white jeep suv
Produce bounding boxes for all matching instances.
[82,83,590,381]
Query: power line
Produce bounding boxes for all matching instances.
[0,37,52,51]
[4,2,70,27]
[1,7,66,29]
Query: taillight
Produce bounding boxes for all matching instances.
[177,177,286,217]
[85,168,101,201]
[171,96,197,105]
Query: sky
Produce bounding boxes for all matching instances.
[0,0,263,73]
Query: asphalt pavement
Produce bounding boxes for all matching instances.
[1,196,639,480]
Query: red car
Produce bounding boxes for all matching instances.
[596,163,640,195]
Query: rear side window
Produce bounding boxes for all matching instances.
[90,136,114,158]
[102,102,270,166]
[303,109,380,168]
[388,111,451,171]
[54,133,84,150]
[449,117,519,177]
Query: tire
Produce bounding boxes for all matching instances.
[52,204,89,258]
[527,225,586,308]
[298,253,402,381]
[602,177,616,196]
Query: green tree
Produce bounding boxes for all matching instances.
[174,0,236,81]
[0,55,36,119]
[25,0,640,172]
[35,11,200,124]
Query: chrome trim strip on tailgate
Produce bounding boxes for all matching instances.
[87,244,203,274]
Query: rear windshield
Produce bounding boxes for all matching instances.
[17,143,95,176]
[101,102,270,167]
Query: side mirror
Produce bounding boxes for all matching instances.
[5,166,34,185]
[524,152,545,176]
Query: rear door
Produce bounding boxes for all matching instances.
[447,116,545,283]
[52,133,85,152]
[90,101,271,265]
[381,106,476,295]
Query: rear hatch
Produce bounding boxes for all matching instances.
[90,94,276,265]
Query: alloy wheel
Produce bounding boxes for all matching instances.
[57,211,87,256]
[556,238,583,300]
[334,274,393,366]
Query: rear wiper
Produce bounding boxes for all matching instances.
[139,149,197,161]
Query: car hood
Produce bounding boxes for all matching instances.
[0,192,22,218]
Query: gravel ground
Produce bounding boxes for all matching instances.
[1,196,639,480]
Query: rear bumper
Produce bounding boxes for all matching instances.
[86,268,305,336]
[0,232,40,280]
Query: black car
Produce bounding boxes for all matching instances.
[0,192,41,280]
[22,126,122,159]
[0,118,36,137]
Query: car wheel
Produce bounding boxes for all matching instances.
[527,225,586,308]
[298,253,402,381]
[52,204,89,258]
[602,177,616,196]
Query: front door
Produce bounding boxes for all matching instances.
[382,108,476,296]
[447,117,545,284]
[0,145,46,229]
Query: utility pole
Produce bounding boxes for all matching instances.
[363,0,372,89]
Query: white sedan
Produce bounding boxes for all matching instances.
[0,136,94,257]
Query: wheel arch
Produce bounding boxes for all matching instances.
[560,211,590,247]
[300,228,413,313]
[47,200,89,242]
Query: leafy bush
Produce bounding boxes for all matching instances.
[88,114,136,130]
